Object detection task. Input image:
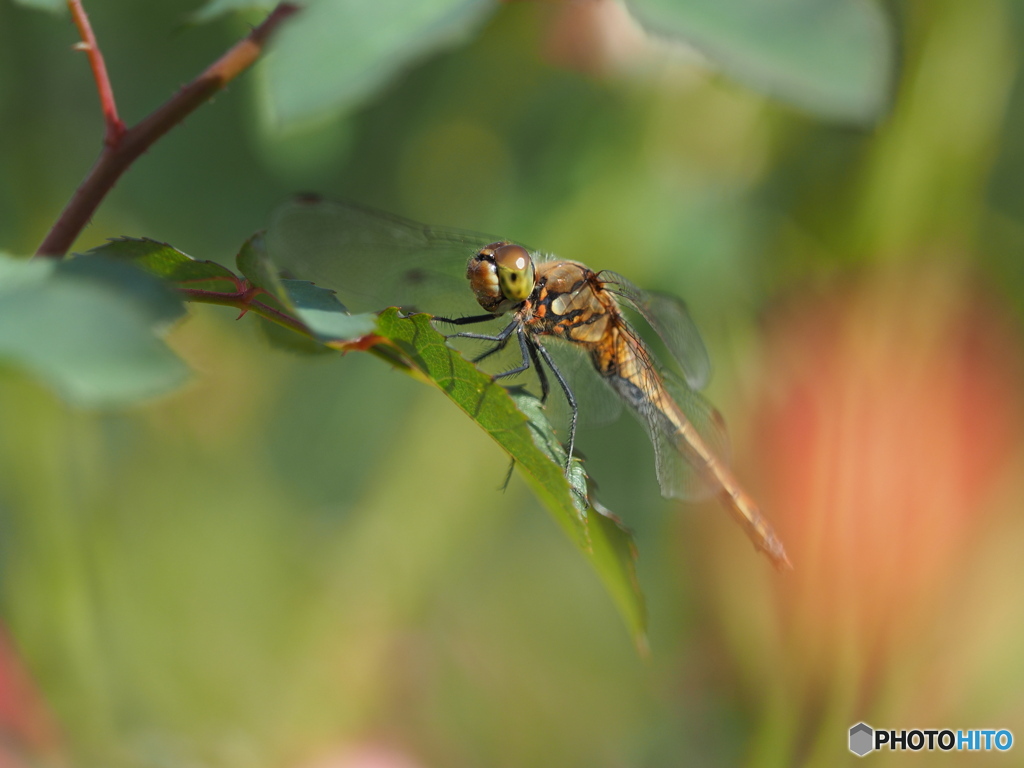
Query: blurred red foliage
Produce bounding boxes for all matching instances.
[0,627,62,768]
[751,268,1024,675]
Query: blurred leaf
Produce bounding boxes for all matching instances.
[258,316,335,354]
[261,0,497,128]
[0,256,52,288]
[10,0,65,14]
[376,309,647,648]
[85,237,239,285]
[0,253,190,407]
[626,0,893,123]
[189,0,271,24]
[237,234,378,341]
[59,253,190,332]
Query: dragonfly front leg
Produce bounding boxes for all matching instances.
[433,313,498,326]
[534,339,577,476]
[440,318,517,345]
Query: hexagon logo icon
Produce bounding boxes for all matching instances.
[849,723,874,757]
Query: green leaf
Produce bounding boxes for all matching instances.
[85,237,239,286]
[375,309,646,649]
[278,279,378,340]
[189,0,271,24]
[260,0,497,128]
[510,390,646,649]
[0,254,190,407]
[10,0,65,14]
[626,0,893,123]
[237,234,377,342]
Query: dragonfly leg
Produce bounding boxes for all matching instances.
[499,457,516,492]
[535,339,577,475]
[433,313,497,326]
[526,337,550,403]
[492,327,533,380]
[476,331,549,400]
[472,333,512,364]
[444,318,518,344]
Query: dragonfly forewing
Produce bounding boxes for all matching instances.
[266,197,508,317]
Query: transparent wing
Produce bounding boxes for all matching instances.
[653,372,731,501]
[265,197,515,317]
[606,322,730,502]
[539,337,623,431]
[598,271,712,391]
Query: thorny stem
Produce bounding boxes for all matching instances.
[35,2,300,258]
[178,286,392,359]
[67,0,124,146]
[179,287,313,337]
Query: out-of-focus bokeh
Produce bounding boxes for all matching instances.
[2,0,1024,766]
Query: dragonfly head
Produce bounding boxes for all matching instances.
[467,242,536,314]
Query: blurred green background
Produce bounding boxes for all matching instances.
[2,0,1024,766]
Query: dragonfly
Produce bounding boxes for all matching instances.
[266,197,791,570]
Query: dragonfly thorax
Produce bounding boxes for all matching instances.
[466,242,536,314]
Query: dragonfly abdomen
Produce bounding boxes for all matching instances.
[604,362,792,570]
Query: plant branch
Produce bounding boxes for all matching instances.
[67,0,124,146]
[35,2,300,259]
[179,288,312,337]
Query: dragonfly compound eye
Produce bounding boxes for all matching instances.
[493,244,535,302]
[467,242,535,313]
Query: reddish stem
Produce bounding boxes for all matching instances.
[67,0,125,146]
[179,287,311,336]
[35,2,300,258]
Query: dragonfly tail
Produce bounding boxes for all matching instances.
[717,487,793,571]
